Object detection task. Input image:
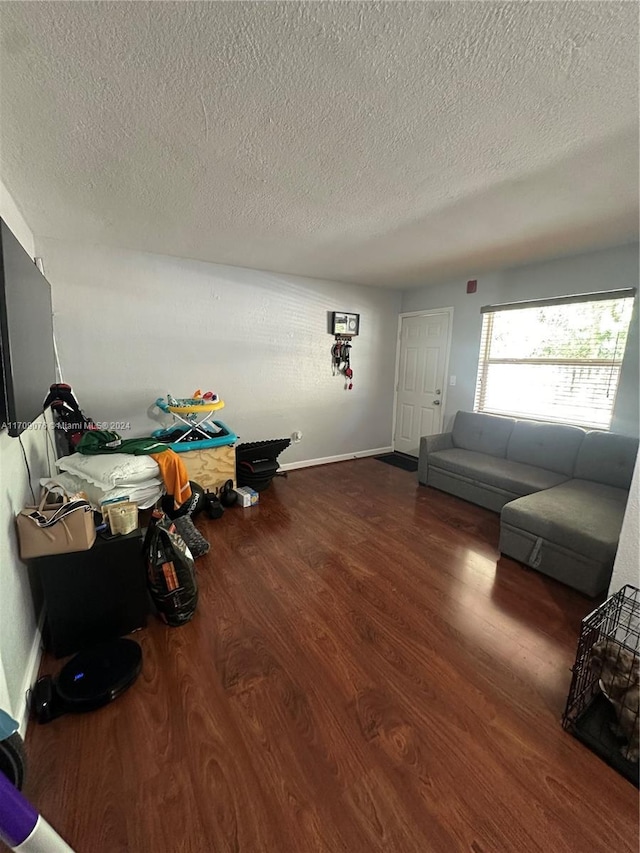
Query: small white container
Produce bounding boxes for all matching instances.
[235,487,259,507]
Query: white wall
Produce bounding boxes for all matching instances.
[401,243,640,436]
[0,182,34,258]
[37,238,401,463]
[0,181,49,732]
[608,457,640,594]
[0,428,50,727]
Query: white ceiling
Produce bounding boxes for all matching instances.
[0,1,638,288]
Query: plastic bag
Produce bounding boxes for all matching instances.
[143,511,198,626]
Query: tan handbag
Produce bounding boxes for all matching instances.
[16,487,96,560]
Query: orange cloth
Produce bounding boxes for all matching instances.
[151,450,192,509]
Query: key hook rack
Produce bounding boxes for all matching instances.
[330,313,360,391]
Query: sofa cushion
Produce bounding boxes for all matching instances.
[451,411,515,458]
[501,479,628,563]
[506,420,585,476]
[573,431,639,490]
[429,448,568,495]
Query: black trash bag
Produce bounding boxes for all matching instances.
[143,511,198,626]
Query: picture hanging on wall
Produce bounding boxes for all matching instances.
[331,312,360,336]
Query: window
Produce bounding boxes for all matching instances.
[474,289,635,430]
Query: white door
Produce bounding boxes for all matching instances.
[394,311,451,457]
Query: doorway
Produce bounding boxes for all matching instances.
[393,309,453,457]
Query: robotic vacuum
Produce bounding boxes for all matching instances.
[33,638,142,723]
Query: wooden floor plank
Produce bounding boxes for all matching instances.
[23,460,638,852]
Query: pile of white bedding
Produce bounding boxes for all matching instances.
[42,452,164,509]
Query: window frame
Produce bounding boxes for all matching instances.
[473,289,636,430]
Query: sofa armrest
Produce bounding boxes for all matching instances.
[418,432,453,484]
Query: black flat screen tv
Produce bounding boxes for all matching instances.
[0,218,56,437]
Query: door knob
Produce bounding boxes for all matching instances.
[435,389,441,395]
[433,400,440,406]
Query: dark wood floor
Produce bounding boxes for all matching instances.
[24,460,638,853]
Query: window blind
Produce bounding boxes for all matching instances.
[473,290,636,429]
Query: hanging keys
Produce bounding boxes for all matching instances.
[345,366,353,390]
[332,336,354,389]
[331,341,342,375]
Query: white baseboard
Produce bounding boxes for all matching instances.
[18,613,44,738]
[280,446,393,472]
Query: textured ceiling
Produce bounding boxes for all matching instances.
[0,1,638,287]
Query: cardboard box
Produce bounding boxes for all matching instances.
[235,486,259,507]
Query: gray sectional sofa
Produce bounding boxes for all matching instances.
[418,411,638,597]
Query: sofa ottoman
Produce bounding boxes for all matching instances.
[499,480,629,596]
[499,431,639,596]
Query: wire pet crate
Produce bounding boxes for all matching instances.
[563,584,639,786]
